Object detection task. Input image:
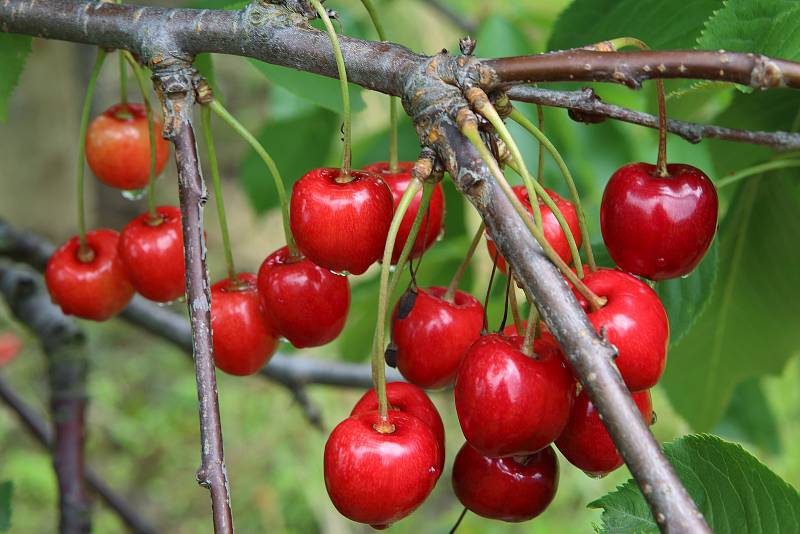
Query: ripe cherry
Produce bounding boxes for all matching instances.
[290,168,394,275]
[257,246,350,348]
[45,229,134,321]
[324,410,440,528]
[362,162,445,263]
[454,333,576,458]
[452,442,558,523]
[211,273,278,376]
[350,382,446,471]
[600,162,718,280]
[572,268,669,392]
[85,103,170,190]
[486,186,581,273]
[391,286,484,389]
[118,206,185,303]
[556,389,653,476]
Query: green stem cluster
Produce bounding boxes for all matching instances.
[387,181,435,296]
[123,51,157,219]
[444,223,485,302]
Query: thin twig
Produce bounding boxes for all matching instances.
[424,0,477,33]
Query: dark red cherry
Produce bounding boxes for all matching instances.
[211,273,278,376]
[556,389,653,476]
[452,442,558,522]
[572,268,669,392]
[600,162,718,280]
[290,168,394,275]
[324,410,440,528]
[85,103,170,190]
[118,206,185,303]
[350,382,446,471]
[391,286,484,389]
[257,246,350,348]
[362,162,446,263]
[45,229,134,321]
[486,186,581,273]
[454,333,576,458]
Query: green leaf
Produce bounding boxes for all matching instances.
[0,34,32,123]
[662,175,800,431]
[590,434,800,534]
[0,480,12,532]
[549,0,723,51]
[716,378,782,455]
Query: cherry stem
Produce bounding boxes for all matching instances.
[460,119,607,312]
[310,0,351,177]
[521,303,539,356]
[208,100,299,257]
[75,48,107,255]
[507,272,524,335]
[118,51,128,104]
[123,51,158,220]
[536,104,545,184]
[717,158,800,188]
[444,222,485,302]
[508,107,597,272]
[200,106,237,281]
[372,178,423,424]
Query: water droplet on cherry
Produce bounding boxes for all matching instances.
[121,187,147,201]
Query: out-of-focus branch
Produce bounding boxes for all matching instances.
[424,0,477,34]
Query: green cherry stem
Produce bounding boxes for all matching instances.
[372,178,423,430]
[536,104,545,183]
[387,181,435,297]
[310,0,352,178]
[521,302,540,356]
[76,48,107,259]
[118,51,128,104]
[716,159,800,188]
[508,107,597,272]
[123,52,158,220]
[507,272,524,335]
[200,105,237,280]
[444,222,485,302]
[208,100,299,257]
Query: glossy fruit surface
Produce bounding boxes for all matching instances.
[556,389,653,476]
[351,382,446,470]
[118,206,185,303]
[486,186,581,273]
[573,268,669,392]
[455,333,576,458]
[391,286,484,389]
[600,162,718,280]
[211,273,277,376]
[452,442,558,522]
[45,229,134,321]
[362,162,445,263]
[85,103,170,190]
[290,168,393,275]
[257,246,350,348]
[324,410,440,528]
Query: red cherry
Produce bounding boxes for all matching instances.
[350,382,446,471]
[391,287,484,389]
[85,103,171,190]
[362,162,446,263]
[211,273,278,376]
[486,186,581,273]
[454,333,576,458]
[0,332,23,367]
[257,246,350,348]
[572,268,669,392]
[45,229,134,321]
[600,162,718,280]
[556,389,653,476]
[290,168,394,275]
[324,410,440,527]
[452,442,558,522]
[118,206,185,303]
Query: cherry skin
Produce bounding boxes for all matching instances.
[486,186,581,273]
[257,246,350,348]
[572,268,669,392]
[45,229,134,321]
[362,162,446,263]
[85,103,171,190]
[350,382,446,471]
[452,442,559,522]
[323,410,441,528]
[600,162,718,280]
[556,389,653,476]
[391,286,484,389]
[211,273,278,376]
[118,206,185,303]
[454,333,576,458]
[290,168,394,275]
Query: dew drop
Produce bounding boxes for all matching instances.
[435,227,446,242]
[680,273,691,279]
[278,336,290,345]
[331,270,350,277]
[388,264,398,273]
[121,187,147,201]
[586,471,608,479]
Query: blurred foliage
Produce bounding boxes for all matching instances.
[0,481,11,532]
[0,33,31,122]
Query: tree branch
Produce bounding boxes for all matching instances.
[424,0,477,34]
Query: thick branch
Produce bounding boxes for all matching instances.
[507,86,800,150]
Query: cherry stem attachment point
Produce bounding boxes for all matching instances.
[444,222,485,302]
